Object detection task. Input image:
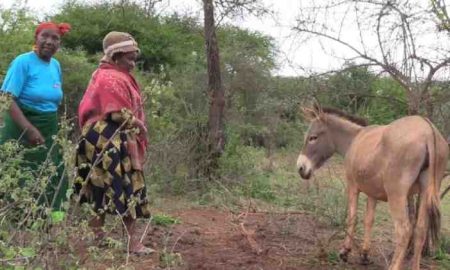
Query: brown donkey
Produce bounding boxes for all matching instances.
[296,105,448,270]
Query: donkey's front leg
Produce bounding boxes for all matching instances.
[340,187,359,262]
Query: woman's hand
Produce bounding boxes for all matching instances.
[26,125,45,145]
[132,118,148,134]
[9,100,45,145]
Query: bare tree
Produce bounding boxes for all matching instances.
[432,0,450,31]
[295,0,450,255]
[204,0,226,162]
[201,0,269,176]
[142,0,164,14]
[113,0,165,16]
[294,0,450,118]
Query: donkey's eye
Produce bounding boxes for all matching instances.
[309,135,318,142]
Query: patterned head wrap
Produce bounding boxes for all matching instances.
[101,31,140,63]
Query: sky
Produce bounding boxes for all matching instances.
[1,0,324,76]
[1,0,445,77]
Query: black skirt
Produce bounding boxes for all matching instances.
[74,119,150,219]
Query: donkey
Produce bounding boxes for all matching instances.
[296,105,448,270]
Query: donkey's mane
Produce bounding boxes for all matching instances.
[320,106,369,127]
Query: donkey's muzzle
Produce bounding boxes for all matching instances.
[296,154,313,180]
[298,166,312,179]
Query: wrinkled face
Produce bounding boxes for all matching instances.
[35,29,61,60]
[297,118,336,179]
[113,51,139,72]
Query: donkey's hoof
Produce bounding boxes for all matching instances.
[339,248,351,262]
[359,253,373,265]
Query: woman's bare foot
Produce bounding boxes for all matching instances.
[129,240,155,255]
[123,215,155,255]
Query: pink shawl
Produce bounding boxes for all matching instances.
[78,63,148,170]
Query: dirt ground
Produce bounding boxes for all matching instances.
[72,201,445,270]
[76,160,449,270]
[76,157,449,270]
[79,207,417,270]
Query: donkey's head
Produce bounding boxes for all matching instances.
[296,105,336,179]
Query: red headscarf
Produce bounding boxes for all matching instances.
[35,22,71,37]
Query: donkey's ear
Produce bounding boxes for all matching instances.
[301,107,318,121]
[312,100,323,116]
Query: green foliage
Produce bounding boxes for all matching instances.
[52,1,204,73]
[0,5,35,82]
[0,117,77,267]
[323,66,377,112]
[245,174,276,202]
[218,128,263,178]
[49,0,282,192]
[220,26,275,106]
[312,65,408,125]
[0,9,93,265]
[159,250,183,268]
[363,77,408,124]
[3,1,448,269]
[435,235,450,261]
[327,250,340,264]
[57,49,97,117]
[151,213,180,227]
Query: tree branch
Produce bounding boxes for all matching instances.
[294,27,412,91]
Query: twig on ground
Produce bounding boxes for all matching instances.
[239,222,263,255]
[116,211,131,266]
[170,230,187,254]
[139,215,153,244]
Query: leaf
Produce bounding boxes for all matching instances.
[152,214,180,227]
[51,211,66,224]
[20,247,35,258]
[4,247,16,259]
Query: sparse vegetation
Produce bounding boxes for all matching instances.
[152,214,180,227]
[1,0,450,269]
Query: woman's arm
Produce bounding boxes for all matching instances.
[2,56,43,145]
[10,100,45,145]
[110,111,147,134]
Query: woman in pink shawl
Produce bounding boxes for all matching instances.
[75,31,153,255]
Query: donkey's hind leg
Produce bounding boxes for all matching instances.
[339,187,359,262]
[411,189,428,270]
[387,194,413,270]
[360,196,377,265]
[411,168,442,270]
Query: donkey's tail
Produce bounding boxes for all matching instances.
[423,117,441,248]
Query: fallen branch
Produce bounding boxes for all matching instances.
[233,211,308,223]
[246,211,308,215]
[171,230,188,254]
[239,222,263,255]
[441,185,450,199]
[116,210,131,266]
[439,172,450,199]
[139,215,153,244]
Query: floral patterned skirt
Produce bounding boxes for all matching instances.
[74,119,150,219]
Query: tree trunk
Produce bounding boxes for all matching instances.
[423,91,434,120]
[406,91,420,116]
[407,89,434,119]
[203,0,225,175]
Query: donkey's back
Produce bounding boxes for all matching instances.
[346,115,448,201]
